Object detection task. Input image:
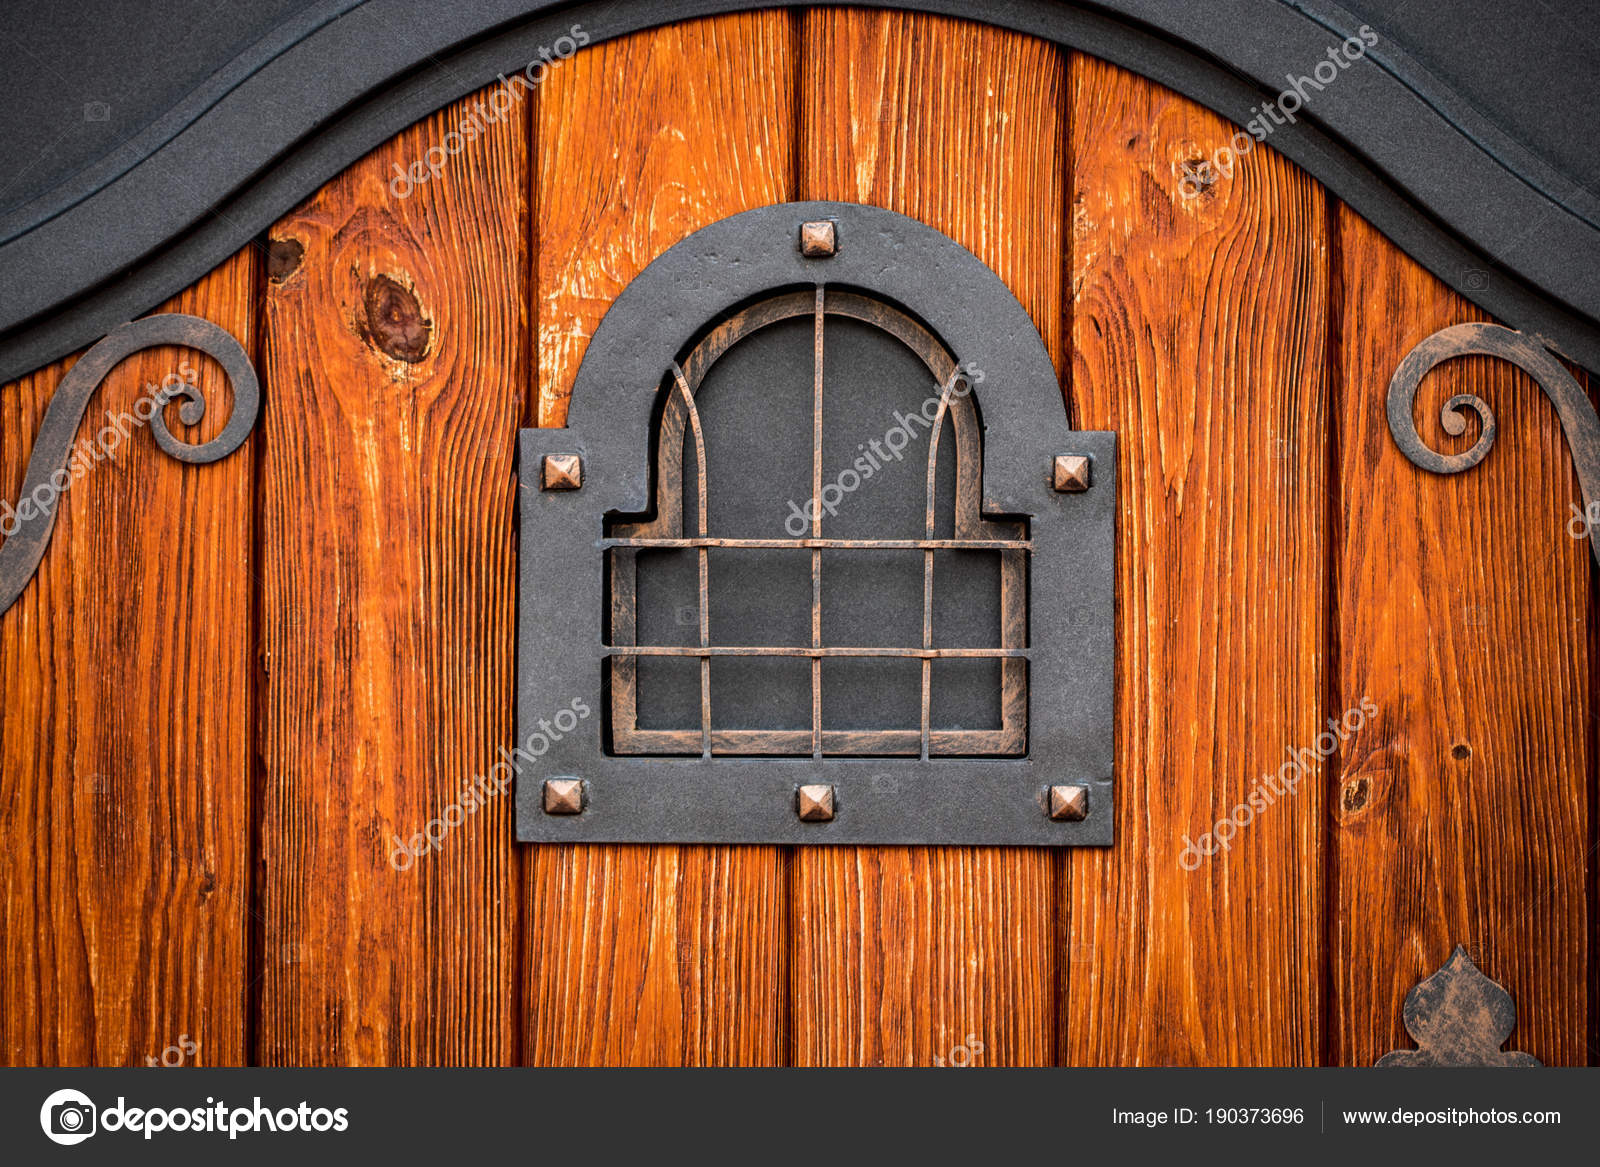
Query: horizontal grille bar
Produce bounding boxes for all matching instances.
[606,645,1027,658]
[601,537,1030,551]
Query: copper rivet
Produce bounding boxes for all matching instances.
[542,453,583,491]
[1048,784,1088,821]
[543,777,585,815]
[796,783,835,822]
[1052,454,1091,493]
[799,220,837,258]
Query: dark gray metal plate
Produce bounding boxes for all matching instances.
[515,201,1116,846]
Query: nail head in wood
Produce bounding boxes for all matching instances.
[796,783,835,822]
[542,777,585,815]
[1048,784,1089,821]
[541,453,583,491]
[1052,454,1091,493]
[799,220,837,258]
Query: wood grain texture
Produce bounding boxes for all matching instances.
[523,12,792,1066]
[1064,55,1329,1065]
[0,253,257,1065]
[3,13,1593,1071]
[792,9,1064,1067]
[255,91,526,1065]
[1332,209,1590,1065]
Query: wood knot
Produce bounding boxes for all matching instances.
[361,274,431,362]
[1340,775,1370,814]
[1179,157,1217,197]
[266,237,305,283]
[1451,742,1471,761]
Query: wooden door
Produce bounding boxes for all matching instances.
[1,9,1591,1067]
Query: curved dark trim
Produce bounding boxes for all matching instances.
[3,0,1600,381]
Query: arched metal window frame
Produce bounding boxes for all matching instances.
[517,201,1116,846]
[606,287,1028,759]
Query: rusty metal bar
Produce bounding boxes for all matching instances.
[601,537,1031,551]
[612,727,1020,757]
[921,368,960,760]
[609,646,1028,659]
[811,284,825,759]
[670,360,713,759]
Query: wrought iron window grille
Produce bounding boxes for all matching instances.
[516,201,1117,846]
[605,288,1028,760]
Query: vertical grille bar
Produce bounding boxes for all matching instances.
[811,285,825,759]
[921,368,960,761]
[671,362,713,759]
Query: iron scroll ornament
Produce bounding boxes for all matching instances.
[1387,322,1600,565]
[0,313,259,616]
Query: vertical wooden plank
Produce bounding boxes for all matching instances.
[524,13,792,1066]
[1065,58,1328,1064]
[0,253,256,1065]
[1333,210,1590,1065]
[793,10,1064,1067]
[256,91,526,1064]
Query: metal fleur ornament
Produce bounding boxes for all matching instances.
[0,313,260,616]
[1376,947,1540,1067]
[1387,321,1600,566]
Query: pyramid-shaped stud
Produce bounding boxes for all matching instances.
[541,453,583,491]
[1052,454,1091,493]
[543,777,585,815]
[796,783,835,822]
[1048,784,1088,821]
[799,220,837,258]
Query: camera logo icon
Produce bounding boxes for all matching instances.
[39,1089,97,1145]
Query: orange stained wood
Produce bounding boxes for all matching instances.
[1065,52,1330,1066]
[1332,210,1590,1066]
[255,89,527,1065]
[792,8,1065,1067]
[524,12,794,1066]
[0,253,257,1066]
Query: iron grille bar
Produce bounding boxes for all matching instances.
[607,646,1027,658]
[612,727,1022,757]
[669,360,712,759]
[921,367,960,760]
[811,284,825,760]
[601,537,1030,550]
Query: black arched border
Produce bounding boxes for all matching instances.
[2,0,1599,382]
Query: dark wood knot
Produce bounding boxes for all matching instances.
[362,273,431,362]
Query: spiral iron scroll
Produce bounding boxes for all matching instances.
[0,313,259,615]
[1387,322,1600,566]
